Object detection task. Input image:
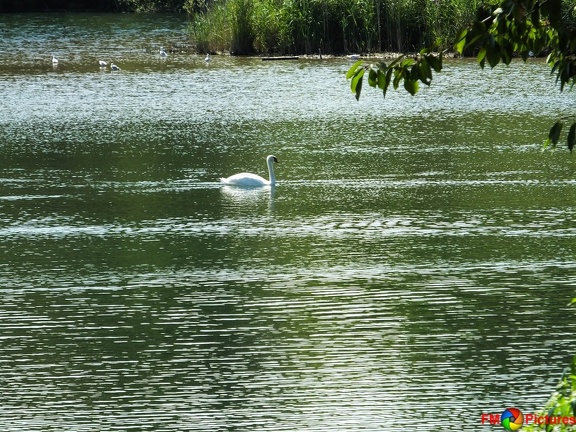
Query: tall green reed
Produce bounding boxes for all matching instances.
[187,0,482,55]
[187,0,231,53]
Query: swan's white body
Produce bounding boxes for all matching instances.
[99,60,107,67]
[110,62,120,71]
[52,56,58,64]
[221,155,278,187]
[205,53,211,63]
[160,47,168,57]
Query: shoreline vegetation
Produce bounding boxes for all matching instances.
[2,0,482,56]
[186,0,482,56]
[8,1,573,60]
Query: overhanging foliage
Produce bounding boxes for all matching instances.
[348,0,576,151]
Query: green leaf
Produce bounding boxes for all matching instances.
[346,60,363,80]
[382,68,393,98]
[544,121,563,150]
[568,123,576,151]
[392,68,403,89]
[399,58,415,69]
[403,78,419,95]
[419,43,439,55]
[486,45,501,68]
[377,68,387,90]
[410,63,420,81]
[455,28,468,54]
[426,54,442,73]
[350,69,365,101]
[477,47,487,68]
[386,55,404,70]
[418,58,432,85]
[501,43,513,65]
[368,67,377,87]
[531,2,540,28]
[549,121,563,145]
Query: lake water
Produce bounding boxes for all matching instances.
[1,13,576,432]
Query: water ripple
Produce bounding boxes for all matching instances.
[1,13,576,432]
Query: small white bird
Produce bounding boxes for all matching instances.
[52,56,58,64]
[205,53,211,63]
[98,60,107,67]
[110,62,120,71]
[160,47,168,57]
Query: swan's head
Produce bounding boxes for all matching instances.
[267,155,279,164]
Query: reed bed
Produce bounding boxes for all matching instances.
[185,0,482,55]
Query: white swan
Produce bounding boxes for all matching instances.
[99,60,107,67]
[110,62,120,71]
[52,56,58,64]
[221,155,279,187]
[205,53,211,63]
[160,47,168,57]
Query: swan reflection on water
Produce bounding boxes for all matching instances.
[220,184,276,212]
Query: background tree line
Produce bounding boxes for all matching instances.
[0,0,183,13]
[16,0,573,57]
[3,0,481,55]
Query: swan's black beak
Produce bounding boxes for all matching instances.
[273,156,279,164]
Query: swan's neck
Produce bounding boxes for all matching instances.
[267,158,276,185]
